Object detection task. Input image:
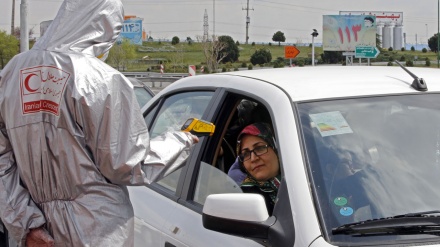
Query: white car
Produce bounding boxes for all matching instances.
[129,64,440,247]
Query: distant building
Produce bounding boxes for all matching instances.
[40,20,53,37]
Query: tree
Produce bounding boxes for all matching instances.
[218,35,239,63]
[12,26,35,40]
[428,33,438,52]
[199,35,229,73]
[0,30,19,68]
[169,46,185,72]
[107,38,136,71]
[186,37,193,45]
[171,36,180,45]
[272,31,286,46]
[250,49,272,66]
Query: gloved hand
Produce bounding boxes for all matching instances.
[182,131,199,144]
[26,227,54,247]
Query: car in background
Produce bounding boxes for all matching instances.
[127,77,155,109]
[129,65,440,247]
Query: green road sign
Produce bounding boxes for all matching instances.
[355,46,380,58]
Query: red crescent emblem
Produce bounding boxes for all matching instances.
[24,73,39,93]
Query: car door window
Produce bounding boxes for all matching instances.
[148,91,214,192]
[194,162,242,204]
[149,91,214,139]
[193,96,274,206]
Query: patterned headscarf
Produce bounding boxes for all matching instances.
[236,122,280,206]
[236,122,276,156]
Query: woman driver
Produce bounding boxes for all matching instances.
[236,122,281,214]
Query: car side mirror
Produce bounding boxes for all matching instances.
[202,193,276,239]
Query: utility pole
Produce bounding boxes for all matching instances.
[20,0,29,52]
[203,9,209,42]
[242,0,253,44]
[11,0,15,34]
[213,0,215,39]
[426,24,428,41]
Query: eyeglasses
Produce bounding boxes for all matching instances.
[238,144,269,162]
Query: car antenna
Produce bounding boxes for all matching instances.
[394,60,428,91]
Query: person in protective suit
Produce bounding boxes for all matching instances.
[0,0,198,246]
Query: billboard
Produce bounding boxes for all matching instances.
[323,15,377,51]
[119,18,143,45]
[339,11,403,25]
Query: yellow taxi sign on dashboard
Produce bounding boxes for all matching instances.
[181,118,215,136]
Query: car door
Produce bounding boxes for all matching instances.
[129,88,267,247]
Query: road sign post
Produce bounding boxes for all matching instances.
[355,46,380,59]
[285,46,300,67]
[189,65,196,76]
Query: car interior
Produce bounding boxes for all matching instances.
[189,95,277,208]
[211,97,273,177]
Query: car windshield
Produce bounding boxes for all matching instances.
[298,93,440,244]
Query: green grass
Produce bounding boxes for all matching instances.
[115,41,440,72]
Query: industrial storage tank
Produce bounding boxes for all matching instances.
[40,20,52,37]
[376,22,384,48]
[393,24,404,50]
[383,22,395,50]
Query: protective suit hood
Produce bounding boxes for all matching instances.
[33,0,123,57]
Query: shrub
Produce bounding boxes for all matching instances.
[222,67,227,72]
[251,42,255,46]
[273,57,286,68]
[269,42,272,46]
[401,47,405,51]
[241,62,247,68]
[387,61,393,66]
[400,55,406,62]
[388,47,393,51]
[247,64,253,70]
[422,48,427,53]
[406,60,414,67]
[171,36,180,45]
[250,49,272,66]
[411,46,415,51]
[388,56,394,62]
[426,60,431,67]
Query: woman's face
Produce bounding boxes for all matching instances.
[240,135,279,182]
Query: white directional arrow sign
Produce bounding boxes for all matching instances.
[355,46,380,58]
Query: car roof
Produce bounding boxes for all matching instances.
[127,77,144,87]
[168,66,440,102]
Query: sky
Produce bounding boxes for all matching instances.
[0,0,439,45]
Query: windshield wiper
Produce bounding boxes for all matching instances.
[332,210,440,235]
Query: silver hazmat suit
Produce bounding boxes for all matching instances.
[0,0,195,246]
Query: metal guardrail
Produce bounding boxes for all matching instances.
[123,72,188,79]
[123,72,188,88]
